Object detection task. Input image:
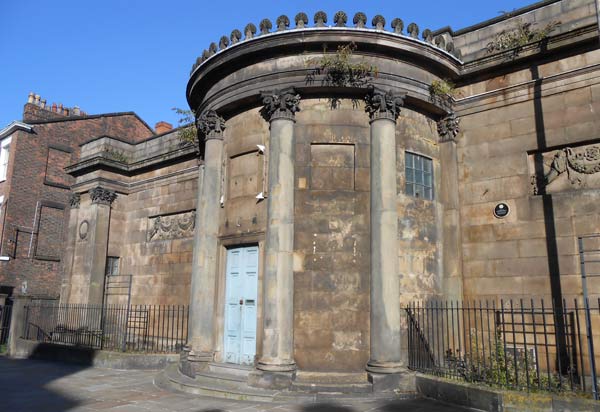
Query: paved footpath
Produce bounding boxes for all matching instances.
[0,357,470,412]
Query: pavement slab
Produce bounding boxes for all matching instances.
[0,357,471,412]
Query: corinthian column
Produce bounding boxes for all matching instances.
[364,87,406,383]
[185,110,225,374]
[255,88,300,381]
[86,187,117,305]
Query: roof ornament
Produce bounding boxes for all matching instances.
[353,12,367,28]
[314,11,327,27]
[245,23,257,39]
[435,36,446,49]
[391,18,404,34]
[208,42,218,56]
[372,15,385,30]
[407,23,419,38]
[259,18,272,35]
[422,29,434,43]
[295,12,308,28]
[276,15,290,31]
[219,36,229,50]
[230,29,242,44]
[334,11,347,27]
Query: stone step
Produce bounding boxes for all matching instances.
[291,381,373,394]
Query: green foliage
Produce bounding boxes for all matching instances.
[486,20,561,57]
[103,148,129,163]
[447,329,563,393]
[305,42,378,109]
[172,107,197,146]
[430,79,458,108]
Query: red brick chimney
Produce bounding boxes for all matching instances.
[155,121,173,134]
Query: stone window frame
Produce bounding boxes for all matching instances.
[0,135,12,182]
[405,151,434,200]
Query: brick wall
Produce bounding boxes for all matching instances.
[0,108,154,297]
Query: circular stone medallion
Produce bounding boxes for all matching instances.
[493,203,510,219]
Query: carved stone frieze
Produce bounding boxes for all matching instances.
[437,112,460,142]
[530,144,600,195]
[89,187,117,206]
[364,86,405,122]
[197,110,226,140]
[260,88,301,122]
[147,211,196,241]
[70,193,81,209]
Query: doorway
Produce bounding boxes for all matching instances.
[223,245,258,365]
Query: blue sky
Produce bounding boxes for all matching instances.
[1,0,536,131]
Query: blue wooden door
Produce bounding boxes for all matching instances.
[224,246,258,365]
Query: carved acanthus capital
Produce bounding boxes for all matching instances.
[89,187,117,206]
[260,88,301,122]
[437,112,461,142]
[364,86,405,122]
[197,110,226,141]
[70,193,81,209]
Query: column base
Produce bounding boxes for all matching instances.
[248,369,295,390]
[367,370,416,393]
[256,358,296,373]
[179,345,214,378]
[366,359,405,374]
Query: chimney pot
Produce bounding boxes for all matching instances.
[52,103,57,112]
[34,94,41,105]
[155,121,173,134]
[27,92,35,104]
[41,99,46,109]
[73,106,80,116]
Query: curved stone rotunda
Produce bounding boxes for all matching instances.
[64,1,600,398]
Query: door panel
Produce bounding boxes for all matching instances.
[224,246,258,365]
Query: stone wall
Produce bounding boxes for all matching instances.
[457,48,600,302]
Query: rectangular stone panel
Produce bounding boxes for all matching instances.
[147,210,195,241]
[310,144,355,190]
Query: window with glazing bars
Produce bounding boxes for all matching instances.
[405,152,433,200]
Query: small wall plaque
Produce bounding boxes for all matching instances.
[493,203,510,219]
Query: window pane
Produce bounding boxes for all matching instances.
[405,153,413,168]
[424,173,432,187]
[414,185,423,198]
[406,168,414,183]
[424,159,432,173]
[405,182,414,196]
[414,156,422,170]
[415,172,423,184]
[424,187,432,200]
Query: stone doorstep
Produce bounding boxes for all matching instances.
[157,363,418,403]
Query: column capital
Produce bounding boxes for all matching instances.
[260,88,301,122]
[89,186,117,206]
[364,86,405,123]
[437,112,461,143]
[197,110,226,141]
[70,193,81,209]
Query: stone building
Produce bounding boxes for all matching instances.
[62,0,600,392]
[0,94,155,302]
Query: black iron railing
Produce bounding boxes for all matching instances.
[407,299,600,397]
[23,303,188,353]
[0,304,12,347]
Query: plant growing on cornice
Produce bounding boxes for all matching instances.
[305,42,378,109]
[486,19,561,58]
[172,107,197,146]
[429,79,458,109]
[104,148,129,163]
